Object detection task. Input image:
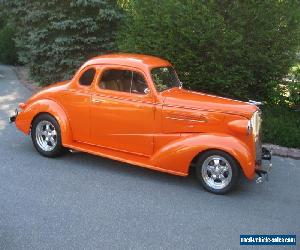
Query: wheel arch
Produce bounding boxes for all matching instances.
[150,133,255,180]
[16,99,72,145]
[190,148,242,174]
[31,111,58,127]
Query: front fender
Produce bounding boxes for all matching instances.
[150,133,255,180]
[15,99,72,145]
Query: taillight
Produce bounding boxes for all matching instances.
[18,103,26,110]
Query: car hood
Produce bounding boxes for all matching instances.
[161,88,257,118]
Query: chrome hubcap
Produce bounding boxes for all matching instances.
[202,155,232,190]
[35,120,57,151]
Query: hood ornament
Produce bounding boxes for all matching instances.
[249,100,263,106]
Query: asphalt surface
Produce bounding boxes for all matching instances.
[0,64,299,250]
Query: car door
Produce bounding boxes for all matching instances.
[90,66,156,156]
[61,66,96,143]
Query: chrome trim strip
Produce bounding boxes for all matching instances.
[165,116,207,123]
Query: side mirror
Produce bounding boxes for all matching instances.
[144,88,150,94]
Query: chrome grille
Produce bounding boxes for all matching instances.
[255,134,262,161]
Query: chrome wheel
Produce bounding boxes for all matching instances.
[201,155,232,190]
[35,120,57,152]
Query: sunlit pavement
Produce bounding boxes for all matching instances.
[0,65,299,250]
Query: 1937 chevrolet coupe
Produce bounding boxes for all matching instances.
[10,54,272,194]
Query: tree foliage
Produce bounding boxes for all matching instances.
[118,0,300,101]
[3,0,123,84]
[0,10,18,64]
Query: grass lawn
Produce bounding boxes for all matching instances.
[262,105,300,148]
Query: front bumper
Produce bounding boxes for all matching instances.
[255,147,272,183]
[9,109,18,123]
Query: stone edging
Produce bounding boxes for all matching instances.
[263,144,300,160]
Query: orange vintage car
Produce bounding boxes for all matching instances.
[10,54,271,194]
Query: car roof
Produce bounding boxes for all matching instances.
[82,53,172,70]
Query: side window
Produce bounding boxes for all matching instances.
[79,68,96,86]
[99,69,148,94]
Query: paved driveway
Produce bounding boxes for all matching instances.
[0,65,299,250]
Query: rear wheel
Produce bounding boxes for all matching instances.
[31,114,66,157]
[196,150,239,194]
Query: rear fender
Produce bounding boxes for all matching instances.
[15,99,72,145]
[150,133,255,180]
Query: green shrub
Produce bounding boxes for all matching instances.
[269,63,300,108]
[118,0,300,102]
[262,105,300,148]
[3,0,124,85]
[287,64,300,108]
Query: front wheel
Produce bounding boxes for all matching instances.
[196,150,239,194]
[31,114,66,157]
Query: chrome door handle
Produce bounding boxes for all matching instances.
[92,97,102,103]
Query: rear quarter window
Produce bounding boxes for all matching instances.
[79,68,96,86]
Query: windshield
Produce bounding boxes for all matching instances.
[151,67,181,92]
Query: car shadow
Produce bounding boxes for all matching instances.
[51,150,253,196]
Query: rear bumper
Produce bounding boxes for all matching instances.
[255,147,272,183]
[9,109,18,123]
